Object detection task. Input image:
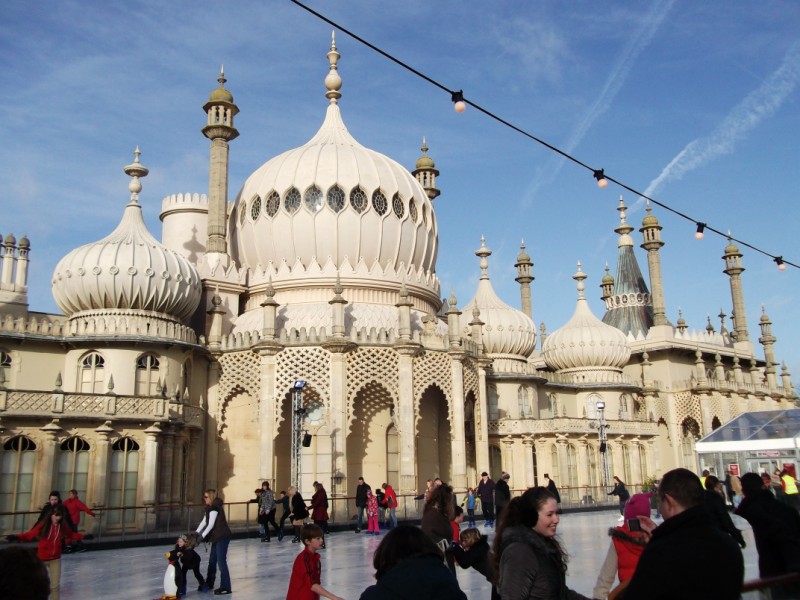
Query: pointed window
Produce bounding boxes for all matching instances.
[265,191,281,217]
[304,186,323,213]
[108,438,140,525]
[327,185,345,213]
[284,188,301,213]
[372,190,388,216]
[409,198,418,223]
[250,196,261,220]
[135,354,160,396]
[350,187,367,213]
[80,352,105,393]
[1,436,37,530]
[392,193,404,219]
[58,437,91,500]
[0,351,10,384]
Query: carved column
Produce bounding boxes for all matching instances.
[158,426,175,505]
[142,423,162,506]
[91,421,113,509]
[476,360,491,474]
[322,340,355,495]
[253,341,283,484]
[36,420,62,503]
[449,350,468,490]
[522,437,535,488]
[394,343,422,494]
[203,359,221,490]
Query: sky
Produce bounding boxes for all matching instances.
[1,1,799,383]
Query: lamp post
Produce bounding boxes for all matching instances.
[596,400,610,489]
[291,380,307,491]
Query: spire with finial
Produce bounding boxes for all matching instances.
[706,315,715,333]
[515,239,534,318]
[614,195,634,247]
[476,236,492,280]
[123,147,149,204]
[676,308,687,333]
[573,262,587,299]
[324,31,342,103]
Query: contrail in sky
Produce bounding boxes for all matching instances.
[522,0,675,207]
[643,40,800,200]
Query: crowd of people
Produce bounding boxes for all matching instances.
[3,466,799,599]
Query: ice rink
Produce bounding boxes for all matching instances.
[56,510,759,599]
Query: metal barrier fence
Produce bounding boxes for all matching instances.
[0,484,651,539]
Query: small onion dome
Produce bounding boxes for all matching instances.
[4,233,16,245]
[724,237,740,255]
[641,201,659,227]
[208,68,234,103]
[461,237,537,359]
[601,264,614,286]
[760,306,770,323]
[516,242,531,265]
[18,235,30,249]
[543,263,630,372]
[51,150,201,321]
[415,137,436,169]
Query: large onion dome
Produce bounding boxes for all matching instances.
[543,263,630,372]
[52,150,201,321]
[228,34,438,306]
[461,237,537,359]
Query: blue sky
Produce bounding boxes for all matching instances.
[2,1,799,382]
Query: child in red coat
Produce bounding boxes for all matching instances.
[286,524,342,600]
[6,505,89,600]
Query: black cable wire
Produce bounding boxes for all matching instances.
[290,0,796,270]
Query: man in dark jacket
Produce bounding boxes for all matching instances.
[736,472,800,599]
[476,472,496,527]
[623,468,743,599]
[355,477,370,533]
[494,473,511,523]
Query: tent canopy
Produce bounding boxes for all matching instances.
[695,409,800,453]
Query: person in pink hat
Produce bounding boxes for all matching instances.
[592,492,652,599]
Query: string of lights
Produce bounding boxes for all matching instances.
[290,0,797,271]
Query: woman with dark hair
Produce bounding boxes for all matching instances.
[492,487,589,600]
[310,481,330,545]
[608,476,630,519]
[359,525,467,599]
[288,486,309,543]
[421,484,456,572]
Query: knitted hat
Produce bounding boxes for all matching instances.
[624,492,653,520]
[481,471,488,477]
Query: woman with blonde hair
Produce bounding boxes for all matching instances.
[196,489,232,595]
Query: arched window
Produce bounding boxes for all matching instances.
[0,436,37,530]
[518,386,530,418]
[350,187,367,213]
[327,185,345,213]
[108,438,140,525]
[284,187,301,213]
[638,444,648,481]
[182,360,192,402]
[0,350,11,384]
[489,446,502,478]
[567,444,578,491]
[386,425,399,489]
[265,191,280,217]
[135,354,160,396]
[304,185,323,213]
[619,394,629,419]
[586,394,601,420]
[58,437,90,499]
[488,385,499,420]
[622,445,633,485]
[372,190,388,216]
[79,352,105,393]
[550,445,559,481]
[548,394,558,419]
[681,418,700,470]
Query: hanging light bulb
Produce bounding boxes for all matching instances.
[695,223,706,240]
[775,256,786,271]
[593,169,608,188]
[451,90,466,113]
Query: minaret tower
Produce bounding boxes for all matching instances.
[514,240,534,319]
[202,67,239,261]
[722,237,751,348]
[640,201,669,326]
[758,306,778,387]
[412,137,440,202]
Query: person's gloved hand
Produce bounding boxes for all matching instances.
[5,535,18,542]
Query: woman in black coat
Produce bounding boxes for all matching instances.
[608,476,630,516]
[287,486,309,543]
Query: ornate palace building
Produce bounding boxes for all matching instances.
[0,36,794,530]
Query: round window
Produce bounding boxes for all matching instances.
[328,186,345,212]
[284,188,301,213]
[265,191,280,217]
[372,190,388,216]
[305,186,323,212]
[350,187,367,213]
[392,193,404,218]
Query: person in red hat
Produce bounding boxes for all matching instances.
[592,492,652,599]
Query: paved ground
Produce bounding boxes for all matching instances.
[56,510,760,599]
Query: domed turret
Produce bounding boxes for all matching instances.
[543,263,630,372]
[228,33,439,311]
[52,149,201,322]
[461,237,537,359]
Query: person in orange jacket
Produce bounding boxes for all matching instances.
[5,505,90,600]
